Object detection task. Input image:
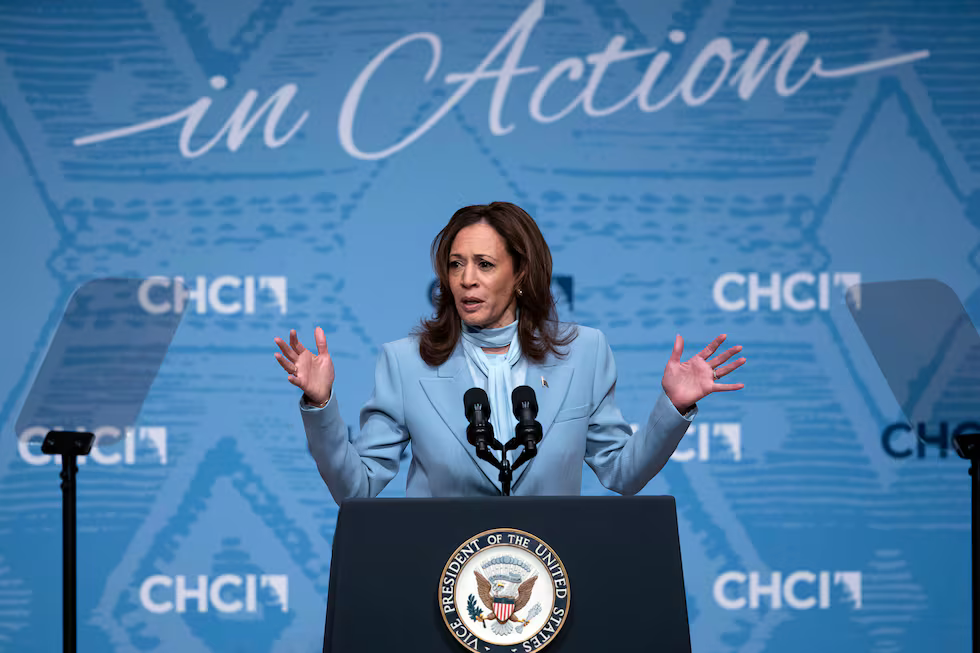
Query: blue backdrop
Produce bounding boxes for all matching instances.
[1,0,976,650]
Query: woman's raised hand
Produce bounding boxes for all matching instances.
[661,334,745,413]
[274,327,335,405]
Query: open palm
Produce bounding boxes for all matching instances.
[274,327,335,405]
[661,334,745,412]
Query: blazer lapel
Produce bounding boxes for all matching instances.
[418,348,502,492]
[510,357,573,488]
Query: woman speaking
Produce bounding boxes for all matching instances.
[274,202,745,501]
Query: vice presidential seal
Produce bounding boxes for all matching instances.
[439,528,569,652]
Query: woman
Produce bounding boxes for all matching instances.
[274,202,744,501]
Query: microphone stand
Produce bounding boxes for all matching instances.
[469,437,513,496]
[469,432,539,497]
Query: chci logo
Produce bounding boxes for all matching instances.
[138,276,287,315]
[439,528,569,652]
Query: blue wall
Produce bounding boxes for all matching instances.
[1,0,976,650]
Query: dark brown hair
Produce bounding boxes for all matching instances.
[415,202,576,367]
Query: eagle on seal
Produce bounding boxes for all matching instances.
[473,570,537,628]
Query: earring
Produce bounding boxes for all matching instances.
[516,288,523,297]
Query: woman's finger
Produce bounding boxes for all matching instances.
[709,345,742,369]
[668,334,684,363]
[286,375,303,388]
[697,334,727,359]
[274,337,297,361]
[290,329,308,355]
[711,382,745,392]
[712,357,746,379]
[274,352,297,374]
[315,326,329,356]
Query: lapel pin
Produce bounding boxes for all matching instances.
[541,376,548,388]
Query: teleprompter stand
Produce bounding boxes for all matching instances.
[847,279,980,653]
[41,431,94,653]
[16,279,182,653]
[954,432,980,653]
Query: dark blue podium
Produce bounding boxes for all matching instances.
[323,496,692,652]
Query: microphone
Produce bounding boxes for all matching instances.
[464,387,495,454]
[511,385,543,452]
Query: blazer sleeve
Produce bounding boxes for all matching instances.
[300,343,410,503]
[584,330,696,495]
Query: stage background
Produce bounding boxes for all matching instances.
[1,0,977,650]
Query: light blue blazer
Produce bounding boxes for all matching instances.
[301,326,695,501]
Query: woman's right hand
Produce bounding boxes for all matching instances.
[275,327,335,405]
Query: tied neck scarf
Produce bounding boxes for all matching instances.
[460,318,522,456]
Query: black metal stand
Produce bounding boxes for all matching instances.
[470,439,522,496]
[469,431,540,496]
[954,432,980,653]
[974,458,979,653]
[41,431,94,653]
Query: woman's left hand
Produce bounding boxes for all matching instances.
[661,334,745,413]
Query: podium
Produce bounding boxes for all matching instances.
[323,496,691,652]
